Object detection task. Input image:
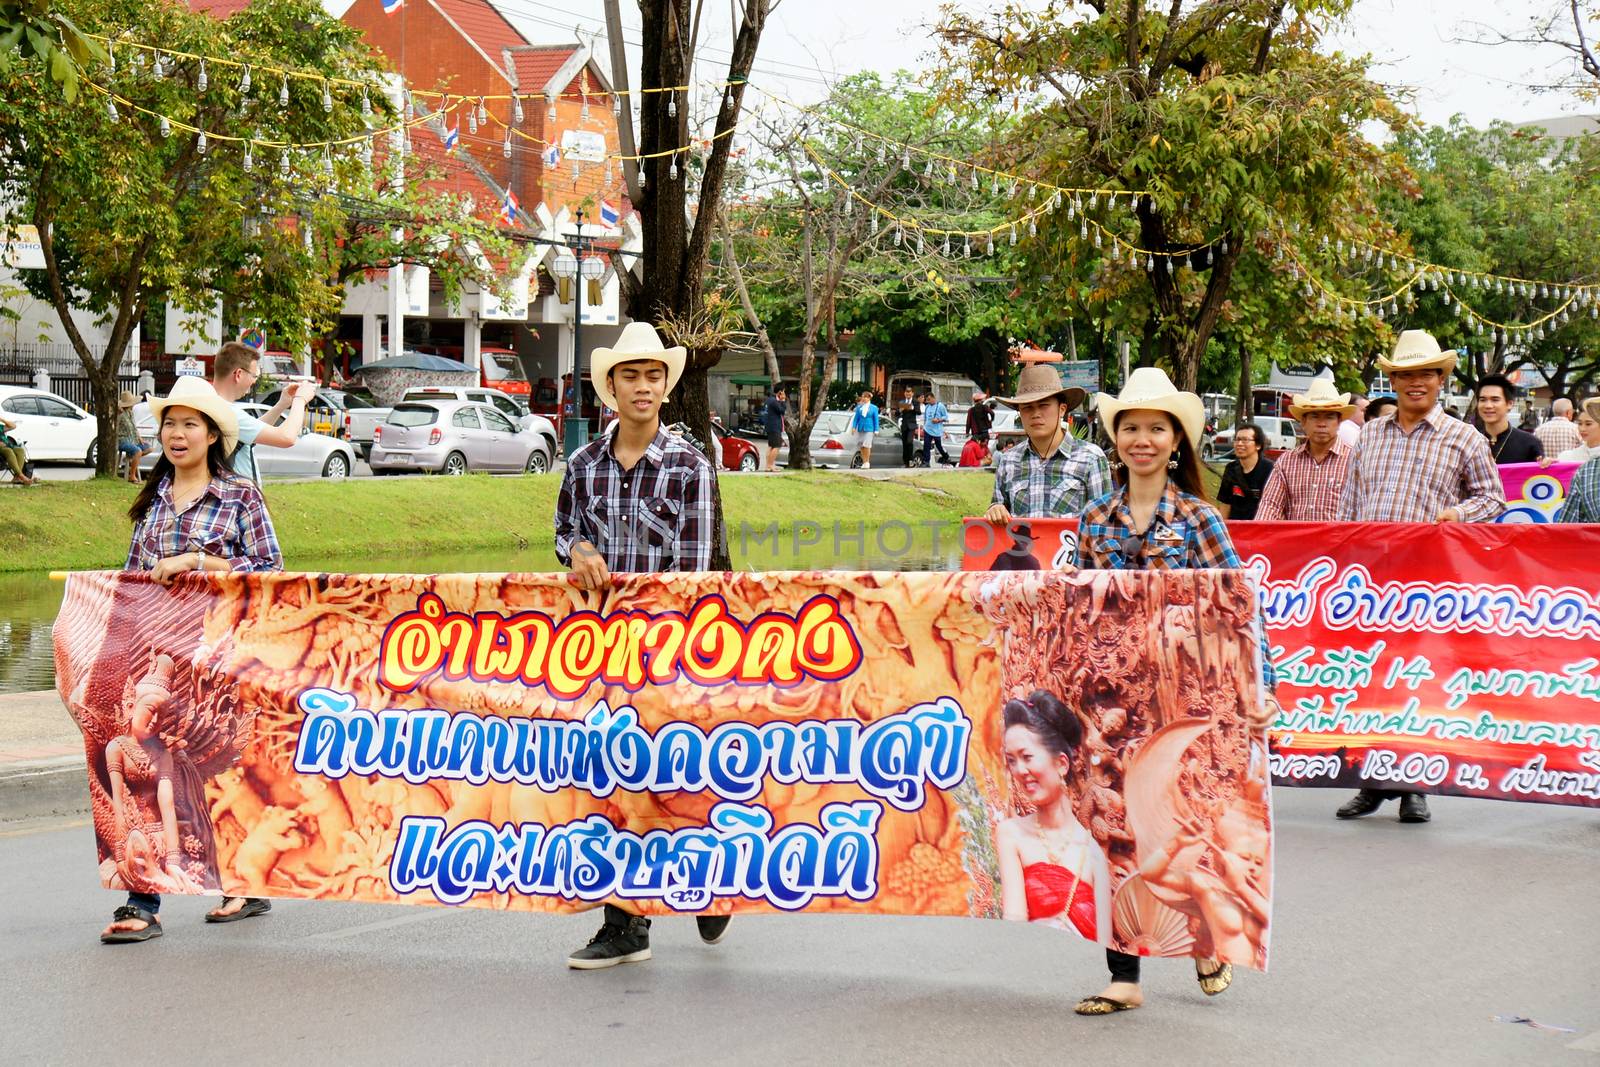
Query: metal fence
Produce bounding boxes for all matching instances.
[0,368,143,413]
[0,342,140,376]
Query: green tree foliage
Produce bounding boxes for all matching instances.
[0,0,518,473]
[1377,120,1600,398]
[934,0,1406,392]
[0,0,103,100]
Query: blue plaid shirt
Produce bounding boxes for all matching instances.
[1077,484,1276,690]
[1560,456,1600,523]
[992,434,1112,517]
[125,472,282,573]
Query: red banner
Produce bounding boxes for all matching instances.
[964,519,1600,807]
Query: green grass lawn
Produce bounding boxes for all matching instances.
[0,471,999,573]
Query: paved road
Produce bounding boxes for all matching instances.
[3,790,1595,1065]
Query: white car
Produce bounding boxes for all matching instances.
[399,386,558,469]
[1207,416,1303,461]
[0,386,99,465]
[139,402,357,478]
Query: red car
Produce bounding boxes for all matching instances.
[712,424,758,472]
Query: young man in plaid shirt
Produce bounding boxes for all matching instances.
[984,365,1110,526]
[553,321,729,968]
[1256,379,1354,522]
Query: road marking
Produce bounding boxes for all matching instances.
[0,818,89,839]
[301,907,451,942]
[1568,1030,1600,1053]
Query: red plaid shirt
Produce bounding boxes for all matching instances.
[1256,440,1352,522]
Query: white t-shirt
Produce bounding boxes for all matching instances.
[1337,419,1361,448]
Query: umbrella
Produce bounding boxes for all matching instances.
[352,353,474,374]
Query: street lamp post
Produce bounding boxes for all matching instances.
[554,211,610,457]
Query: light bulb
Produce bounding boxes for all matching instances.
[240,65,251,96]
[514,96,524,124]
[106,98,119,123]
[197,60,207,92]
[197,131,207,155]
[280,76,290,108]
[159,115,171,138]
[322,81,333,113]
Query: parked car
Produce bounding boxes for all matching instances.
[1207,415,1303,461]
[260,387,391,459]
[668,421,759,472]
[139,402,356,478]
[0,386,99,465]
[770,410,912,469]
[399,387,557,467]
[370,399,553,475]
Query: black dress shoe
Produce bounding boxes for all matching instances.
[696,914,731,945]
[1335,789,1388,819]
[1398,793,1432,823]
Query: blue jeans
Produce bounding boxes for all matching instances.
[127,891,161,914]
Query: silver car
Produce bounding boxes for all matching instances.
[369,399,552,475]
[774,409,909,468]
[139,402,357,478]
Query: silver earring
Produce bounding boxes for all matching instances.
[1167,458,1179,470]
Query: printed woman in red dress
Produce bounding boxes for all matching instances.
[996,689,1111,943]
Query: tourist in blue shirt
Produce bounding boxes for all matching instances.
[846,390,880,468]
[921,391,952,466]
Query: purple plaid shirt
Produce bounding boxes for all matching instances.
[554,424,715,573]
[124,472,282,573]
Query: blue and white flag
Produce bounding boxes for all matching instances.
[598,199,620,226]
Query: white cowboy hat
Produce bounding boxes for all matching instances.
[1377,330,1458,373]
[1097,366,1205,450]
[1288,378,1356,420]
[148,376,239,455]
[588,321,686,413]
[994,364,1087,410]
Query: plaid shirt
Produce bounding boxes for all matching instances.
[1338,410,1505,523]
[1561,457,1600,523]
[1536,417,1582,457]
[125,473,282,572]
[555,424,715,573]
[1077,484,1275,689]
[1256,440,1352,522]
[992,435,1112,518]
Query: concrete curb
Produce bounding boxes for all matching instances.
[0,756,88,824]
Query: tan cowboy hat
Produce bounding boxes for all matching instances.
[589,321,686,413]
[1378,330,1458,373]
[1288,378,1355,420]
[995,364,1087,410]
[1098,366,1206,450]
[148,376,239,455]
[118,390,137,409]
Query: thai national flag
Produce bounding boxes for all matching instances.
[501,191,519,226]
[441,124,458,151]
[598,199,619,226]
[542,143,561,167]
[381,0,404,13]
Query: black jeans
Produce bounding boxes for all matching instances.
[922,434,950,465]
[1107,948,1141,984]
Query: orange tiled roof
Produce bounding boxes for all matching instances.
[430,0,528,62]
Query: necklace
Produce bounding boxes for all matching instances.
[1490,428,1511,462]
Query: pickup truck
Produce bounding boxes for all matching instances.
[260,386,391,460]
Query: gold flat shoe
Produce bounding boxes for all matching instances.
[1196,961,1233,996]
[1075,995,1140,1016]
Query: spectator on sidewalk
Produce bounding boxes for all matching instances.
[1336,331,1504,827]
[0,411,35,485]
[921,391,952,466]
[1337,392,1367,448]
[761,386,787,472]
[845,390,880,468]
[209,342,313,483]
[966,390,993,448]
[116,391,152,485]
[896,387,921,467]
[1256,381,1353,522]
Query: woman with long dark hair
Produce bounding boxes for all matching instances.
[996,689,1112,942]
[101,377,282,944]
[1070,367,1280,1015]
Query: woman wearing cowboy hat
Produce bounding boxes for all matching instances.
[116,390,152,485]
[1072,367,1280,1016]
[983,364,1110,525]
[552,320,732,968]
[1256,379,1355,522]
[100,376,282,944]
[1335,330,1503,826]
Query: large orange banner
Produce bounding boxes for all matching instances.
[54,569,1273,968]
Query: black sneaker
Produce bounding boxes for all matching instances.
[567,908,651,970]
[696,914,731,945]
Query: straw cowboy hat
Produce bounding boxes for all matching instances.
[1377,330,1458,373]
[148,376,239,455]
[1098,366,1206,450]
[118,390,137,409]
[995,364,1087,410]
[589,321,686,413]
[1288,379,1356,420]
